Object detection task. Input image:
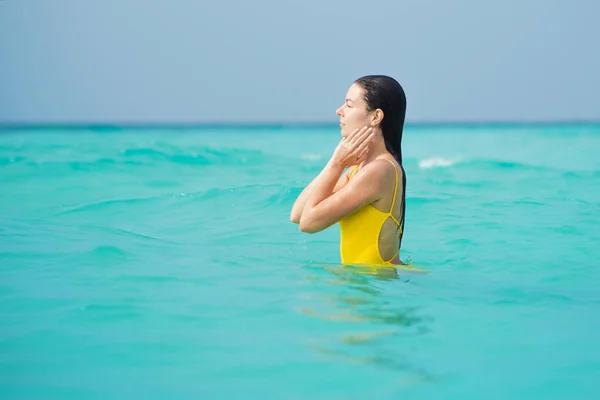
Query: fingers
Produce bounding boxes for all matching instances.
[355,132,374,154]
[355,144,370,164]
[343,126,376,166]
[349,126,373,145]
[355,127,375,148]
[348,125,369,140]
[345,126,363,141]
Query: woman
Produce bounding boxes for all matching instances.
[290,75,407,266]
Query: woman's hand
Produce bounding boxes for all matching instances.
[330,126,375,169]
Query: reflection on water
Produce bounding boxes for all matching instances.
[307,340,437,386]
[337,261,428,279]
[298,262,435,383]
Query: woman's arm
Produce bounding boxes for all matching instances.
[298,126,391,233]
[290,167,350,224]
[299,159,390,233]
[292,125,375,228]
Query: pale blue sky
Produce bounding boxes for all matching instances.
[1,0,598,124]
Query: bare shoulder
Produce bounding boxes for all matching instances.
[357,157,399,183]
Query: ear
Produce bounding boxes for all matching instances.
[370,109,384,127]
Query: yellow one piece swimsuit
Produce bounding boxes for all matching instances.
[339,159,404,266]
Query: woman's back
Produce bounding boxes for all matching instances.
[339,157,405,265]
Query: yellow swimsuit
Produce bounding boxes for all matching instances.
[339,159,404,266]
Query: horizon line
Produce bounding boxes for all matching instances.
[1,119,599,130]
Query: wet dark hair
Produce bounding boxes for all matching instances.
[354,75,407,246]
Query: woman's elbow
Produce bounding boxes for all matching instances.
[290,207,303,224]
[298,215,322,234]
[290,213,300,224]
[299,221,318,233]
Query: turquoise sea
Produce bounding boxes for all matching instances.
[1,124,599,399]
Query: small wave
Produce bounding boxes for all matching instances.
[0,156,26,165]
[5,146,273,171]
[92,226,180,245]
[417,157,568,173]
[562,170,600,180]
[191,183,294,207]
[115,274,187,284]
[418,157,460,169]
[301,153,325,161]
[477,160,548,170]
[467,159,568,173]
[53,183,294,217]
[123,148,210,165]
[406,196,447,205]
[55,195,164,216]
[122,146,267,166]
[89,245,129,258]
[78,302,146,320]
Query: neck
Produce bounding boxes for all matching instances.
[363,130,389,164]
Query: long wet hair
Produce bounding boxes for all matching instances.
[354,75,407,246]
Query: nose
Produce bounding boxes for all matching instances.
[336,105,343,117]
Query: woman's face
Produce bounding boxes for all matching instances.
[336,83,371,138]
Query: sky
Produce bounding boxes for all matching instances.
[1,0,599,124]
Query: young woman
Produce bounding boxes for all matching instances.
[290,75,407,266]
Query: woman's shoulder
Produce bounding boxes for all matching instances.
[354,157,399,187]
[366,156,399,176]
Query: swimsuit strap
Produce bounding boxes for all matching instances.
[349,160,401,225]
[384,158,401,262]
[383,158,399,215]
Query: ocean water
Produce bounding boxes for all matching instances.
[1,124,599,399]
